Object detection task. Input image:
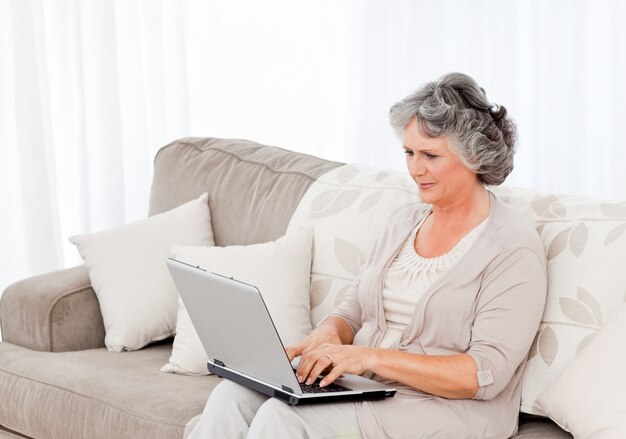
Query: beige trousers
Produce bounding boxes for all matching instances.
[187,380,363,439]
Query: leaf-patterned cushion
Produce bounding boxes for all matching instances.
[491,186,626,415]
[288,165,626,417]
[535,303,626,436]
[286,165,421,325]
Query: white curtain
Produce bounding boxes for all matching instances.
[0,0,189,299]
[185,0,347,163]
[187,0,626,200]
[340,0,626,199]
[2,0,626,311]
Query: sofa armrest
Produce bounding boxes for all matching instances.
[0,265,105,352]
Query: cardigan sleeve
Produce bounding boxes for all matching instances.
[468,247,547,401]
[329,275,363,335]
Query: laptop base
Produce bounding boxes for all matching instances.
[208,362,395,406]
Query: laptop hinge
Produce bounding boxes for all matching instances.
[213,358,225,367]
[281,385,294,393]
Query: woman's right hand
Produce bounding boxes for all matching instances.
[285,322,343,363]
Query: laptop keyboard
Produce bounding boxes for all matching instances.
[300,378,352,394]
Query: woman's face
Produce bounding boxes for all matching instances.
[403,117,480,208]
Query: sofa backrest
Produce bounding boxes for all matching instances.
[288,163,626,418]
[148,137,342,246]
[489,185,626,416]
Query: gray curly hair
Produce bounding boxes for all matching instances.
[389,72,517,186]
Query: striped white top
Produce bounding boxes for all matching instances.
[378,215,488,349]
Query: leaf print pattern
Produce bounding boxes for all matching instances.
[577,287,602,326]
[337,166,360,184]
[528,326,557,365]
[559,298,595,325]
[311,189,340,213]
[557,287,602,327]
[334,238,366,276]
[310,278,333,309]
[358,191,383,214]
[547,227,573,260]
[535,224,545,237]
[604,223,626,246]
[310,190,362,219]
[546,223,587,260]
[538,326,558,366]
[531,195,567,218]
[375,170,394,183]
[568,223,588,258]
[600,203,626,218]
[551,202,566,217]
[576,333,596,355]
[532,195,557,217]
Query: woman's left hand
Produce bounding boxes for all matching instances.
[295,343,376,387]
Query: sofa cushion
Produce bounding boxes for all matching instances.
[149,137,343,247]
[490,186,626,416]
[0,341,219,439]
[162,227,314,375]
[70,193,214,352]
[536,303,626,437]
[286,164,421,325]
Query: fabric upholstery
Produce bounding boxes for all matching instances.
[489,186,626,416]
[0,265,104,352]
[0,341,220,439]
[536,303,626,437]
[0,425,30,438]
[0,138,574,438]
[149,137,343,246]
[514,414,573,438]
[286,164,422,325]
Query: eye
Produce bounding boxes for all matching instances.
[424,153,438,160]
[404,149,414,156]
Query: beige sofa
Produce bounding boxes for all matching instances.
[0,137,573,438]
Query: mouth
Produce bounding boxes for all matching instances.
[418,182,435,190]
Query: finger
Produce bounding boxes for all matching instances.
[296,342,327,381]
[285,344,302,362]
[287,338,315,362]
[296,353,316,383]
[300,340,321,355]
[305,355,334,385]
[320,365,344,387]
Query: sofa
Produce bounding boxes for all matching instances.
[0,136,596,438]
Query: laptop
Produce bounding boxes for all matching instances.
[166,257,396,406]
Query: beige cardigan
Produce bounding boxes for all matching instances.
[332,193,547,439]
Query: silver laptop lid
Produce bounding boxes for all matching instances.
[166,258,302,394]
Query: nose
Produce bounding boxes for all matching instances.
[408,155,425,178]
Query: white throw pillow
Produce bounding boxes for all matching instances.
[536,303,626,438]
[161,227,313,375]
[70,193,214,352]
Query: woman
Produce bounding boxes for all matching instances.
[189,72,547,439]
